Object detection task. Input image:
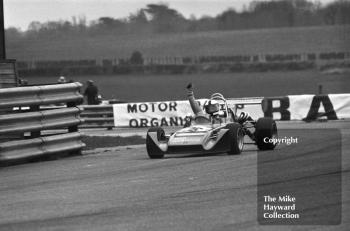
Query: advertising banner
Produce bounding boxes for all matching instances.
[113,99,205,128]
[113,94,350,127]
[113,98,263,128]
[262,94,350,121]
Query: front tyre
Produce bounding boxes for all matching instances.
[146,127,165,159]
[226,123,244,155]
[255,117,277,150]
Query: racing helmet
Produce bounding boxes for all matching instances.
[204,100,220,115]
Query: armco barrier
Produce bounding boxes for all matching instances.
[79,105,114,129]
[0,83,82,108]
[0,83,85,165]
[0,107,83,134]
[0,132,84,163]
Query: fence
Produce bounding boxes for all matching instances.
[0,82,85,165]
[17,51,350,68]
[16,51,350,76]
[0,59,18,88]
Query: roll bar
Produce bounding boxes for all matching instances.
[210,93,229,118]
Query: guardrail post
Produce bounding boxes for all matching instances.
[67,101,78,133]
[30,105,41,138]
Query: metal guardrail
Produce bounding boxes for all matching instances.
[0,82,82,108]
[0,83,85,165]
[79,105,114,129]
[0,107,83,134]
[0,132,85,163]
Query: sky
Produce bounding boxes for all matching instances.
[4,0,336,30]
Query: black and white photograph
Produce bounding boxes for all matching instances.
[0,0,349,230]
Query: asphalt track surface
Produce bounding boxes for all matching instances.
[0,121,349,231]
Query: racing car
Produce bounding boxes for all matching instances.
[146,93,277,159]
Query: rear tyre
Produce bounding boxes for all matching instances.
[255,117,277,150]
[146,127,165,159]
[226,123,244,155]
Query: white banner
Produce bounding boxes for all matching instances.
[112,94,350,127]
[113,97,264,128]
[113,99,205,128]
[328,94,350,119]
[289,95,315,120]
[263,94,350,121]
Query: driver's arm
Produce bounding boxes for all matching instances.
[187,83,205,116]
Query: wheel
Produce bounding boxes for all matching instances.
[146,127,165,159]
[226,123,244,155]
[255,117,277,150]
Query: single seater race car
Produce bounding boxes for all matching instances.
[146,93,277,159]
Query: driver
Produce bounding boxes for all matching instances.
[187,83,217,117]
[186,83,253,123]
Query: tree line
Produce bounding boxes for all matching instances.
[6,0,350,40]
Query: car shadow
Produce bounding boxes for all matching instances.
[164,152,237,159]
